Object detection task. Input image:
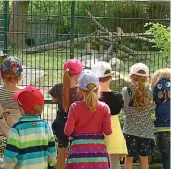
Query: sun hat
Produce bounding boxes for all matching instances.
[91,61,114,78]
[0,56,23,76]
[63,59,83,75]
[129,63,149,77]
[13,86,44,113]
[78,71,99,91]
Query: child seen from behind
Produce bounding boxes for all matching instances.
[49,59,83,169]
[3,86,57,169]
[92,61,128,169]
[64,71,112,169]
[122,63,155,169]
[0,56,23,138]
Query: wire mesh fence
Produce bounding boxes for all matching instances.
[0,0,170,164]
[0,0,170,123]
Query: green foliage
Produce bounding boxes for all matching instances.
[145,22,170,59]
[26,1,170,34]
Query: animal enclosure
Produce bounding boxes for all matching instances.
[0,1,170,124]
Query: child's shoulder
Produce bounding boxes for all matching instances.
[70,100,109,109]
[52,83,63,90]
[110,91,122,97]
[0,87,15,97]
[100,91,122,101]
[122,86,128,95]
[97,101,110,110]
[70,100,82,107]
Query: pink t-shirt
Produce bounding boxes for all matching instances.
[64,101,112,136]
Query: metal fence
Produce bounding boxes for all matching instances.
[0,1,170,124]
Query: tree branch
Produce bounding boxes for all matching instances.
[86,9,114,37]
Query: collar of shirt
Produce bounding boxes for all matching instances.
[19,116,41,121]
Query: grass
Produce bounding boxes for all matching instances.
[8,49,69,85]
[7,48,166,90]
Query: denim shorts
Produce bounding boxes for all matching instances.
[124,134,154,158]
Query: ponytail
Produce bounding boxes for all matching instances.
[62,69,71,112]
[131,74,152,111]
[82,84,98,112]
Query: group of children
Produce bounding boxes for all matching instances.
[0,56,170,169]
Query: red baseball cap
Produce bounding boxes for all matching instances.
[63,59,83,74]
[13,86,44,113]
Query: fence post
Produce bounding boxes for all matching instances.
[3,1,9,54]
[70,1,75,59]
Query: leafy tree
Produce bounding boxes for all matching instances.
[145,22,170,59]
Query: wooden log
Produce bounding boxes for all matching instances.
[22,35,114,53]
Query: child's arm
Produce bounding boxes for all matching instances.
[47,125,57,169]
[3,128,19,169]
[64,104,76,136]
[122,87,130,106]
[102,105,112,135]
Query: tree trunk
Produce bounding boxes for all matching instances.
[9,1,30,49]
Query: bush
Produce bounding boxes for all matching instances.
[145,22,170,59]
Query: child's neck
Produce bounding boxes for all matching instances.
[99,84,111,92]
[70,78,77,88]
[3,82,22,91]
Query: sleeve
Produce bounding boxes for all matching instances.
[122,87,130,106]
[51,118,57,135]
[47,125,57,168]
[3,128,19,169]
[102,105,112,135]
[119,93,124,109]
[64,104,76,136]
[112,93,124,115]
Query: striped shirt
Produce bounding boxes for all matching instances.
[3,116,57,169]
[0,87,19,109]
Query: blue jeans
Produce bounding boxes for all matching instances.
[157,132,170,169]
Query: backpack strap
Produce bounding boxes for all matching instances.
[127,86,134,107]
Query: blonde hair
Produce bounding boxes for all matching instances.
[151,68,171,89]
[2,72,22,83]
[130,70,152,110]
[62,69,71,112]
[80,83,98,112]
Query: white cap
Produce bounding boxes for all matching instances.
[91,61,114,78]
[129,63,149,77]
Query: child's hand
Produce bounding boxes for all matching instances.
[68,136,73,140]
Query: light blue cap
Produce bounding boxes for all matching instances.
[78,70,99,91]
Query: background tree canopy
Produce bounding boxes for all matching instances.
[25,1,170,34]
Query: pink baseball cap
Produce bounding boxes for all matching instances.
[63,59,83,74]
[129,63,149,77]
[13,86,44,113]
